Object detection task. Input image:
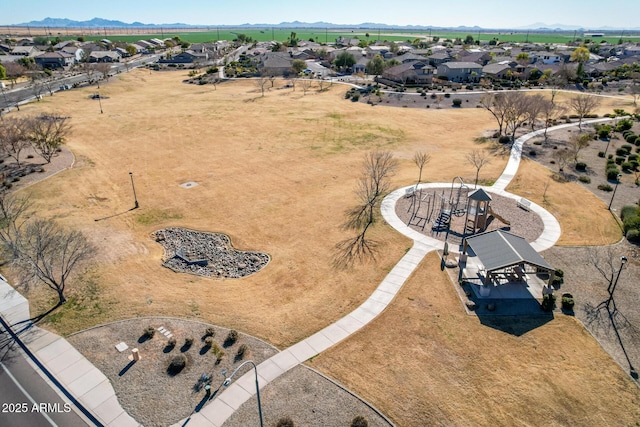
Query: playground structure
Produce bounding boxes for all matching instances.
[404,178,512,240]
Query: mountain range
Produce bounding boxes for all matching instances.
[10,17,640,32]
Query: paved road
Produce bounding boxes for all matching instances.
[0,335,90,427]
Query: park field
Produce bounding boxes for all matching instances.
[7,70,638,426]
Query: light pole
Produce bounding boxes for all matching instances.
[608,173,622,210]
[606,255,627,312]
[97,91,103,114]
[129,172,139,209]
[223,360,263,427]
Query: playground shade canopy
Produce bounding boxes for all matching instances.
[463,230,554,274]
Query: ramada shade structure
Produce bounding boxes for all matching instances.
[462,229,555,283]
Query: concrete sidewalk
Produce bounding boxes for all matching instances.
[0,279,140,427]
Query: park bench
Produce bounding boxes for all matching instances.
[517,198,531,211]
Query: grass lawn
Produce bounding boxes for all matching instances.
[310,251,640,426]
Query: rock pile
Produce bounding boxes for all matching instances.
[152,227,270,279]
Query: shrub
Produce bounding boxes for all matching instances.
[444,93,451,98]
[606,158,615,165]
[575,162,587,171]
[635,135,640,146]
[621,162,634,172]
[452,98,462,107]
[12,177,20,182]
[578,175,591,183]
[629,154,639,162]
[184,336,194,347]
[541,294,556,312]
[606,167,620,180]
[627,228,640,243]
[554,269,564,278]
[620,206,637,221]
[622,208,640,234]
[167,354,187,375]
[143,326,155,338]
[615,156,625,165]
[498,135,511,144]
[224,330,239,346]
[529,150,536,156]
[167,337,177,348]
[351,93,360,102]
[204,337,214,348]
[276,417,295,427]
[615,118,633,132]
[622,143,634,153]
[204,327,215,338]
[561,293,575,311]
[625,134,637,143]
[236,344,248,359]
[607,153,613,159]
[598,183,613,191]
[598,151,605,158]
[598,125,612,139]
[616,148,628,156]
[351,416,369,427]
[533,140,542,145]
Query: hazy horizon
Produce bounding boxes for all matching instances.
[4,0,640,30]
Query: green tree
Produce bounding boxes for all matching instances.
[17,56,36,69]
[334,51,356,71]
[464,35,474,45]
[389,41,399,54]
[292,59,306,75]
[0,64,6,79]
[515,52,530,66]
[366,54,385,76]
[125,44,137,56]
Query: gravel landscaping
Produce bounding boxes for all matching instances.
[152,227,270,278]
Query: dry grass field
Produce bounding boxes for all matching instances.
[311,251,640,426]
[12,69,509,347]
[8,70,640,425]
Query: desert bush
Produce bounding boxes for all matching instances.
[621,162,634,172]
[529,150,536,156]
[598,183,613,191]
[561,293,575,311]
[351,416,369,427]
[184,336,194,348]
[616,148,628,157]
[575,162,587,171]
[598,151,605,158]
[143,326,155,338]
[498,135,511,144]
[452,98,462,107]
[276,417,294,427]
[598,125,612,139]
[622,144,634,153]
[625,134,637,143]
[167,337,177,348]
[236,344,248,359]
[541,294,556,312]
[224,330,239,346]
[351,93,360,102]
[204,327,215,338]
[606,166,620,180]
[620,205,637,221]
[167,354,187,375]
[627,228,640,242]
[204,337,214,348]
[444,93,451,98]
[615,118,633,132]
[578,175,591,183]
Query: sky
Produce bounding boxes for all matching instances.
[3,0,640,29]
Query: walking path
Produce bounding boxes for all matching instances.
[0,117,616,427]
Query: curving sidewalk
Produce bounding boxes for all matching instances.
[0,117,619,427]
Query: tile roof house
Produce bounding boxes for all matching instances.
[11,46,40,56]
[482,62,512,80]
[89,51,121,63]
[437,62,483,82]
[381,61,434,85]
[35,51,75,69]
[257,52,294,76]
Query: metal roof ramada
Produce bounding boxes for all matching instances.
[464,230,553,272]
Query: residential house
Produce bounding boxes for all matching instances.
[623,45,640,58]
[89,51,121,63]
[437,62,483,82]
[257,52,293,76]
[539,53,563,64]
[34,51,75,69]
[0,44,12,54]
[454,50,492,66]
[399,53,430,63]
[61,46,84,63]
[428,51,451,67]
[482,62,512,80]
[159,50,207,64]
[11,46,40,56]
[381,61,433,85]
[335,37,360,47]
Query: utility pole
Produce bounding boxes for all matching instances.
[129,172,139,209]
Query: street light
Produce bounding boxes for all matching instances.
[129,172,139,209]
[223,360,263,427]
[608,173,622,210]
[606,255,628,312]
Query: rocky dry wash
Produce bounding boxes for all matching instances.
[152,227,270,278]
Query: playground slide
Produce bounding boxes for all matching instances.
[488,207,511,226]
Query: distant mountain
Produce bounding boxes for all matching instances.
[11,17,640,31]
[15,17,191,28]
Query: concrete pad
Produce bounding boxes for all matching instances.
[256,359,285,383]
[43,345,84,372]
[304,331,334,354]
[80,378,116,408]
[234,370,263,395]
[217,383,252,410]
[349,307,378,325]
[334,314,365,335]
[115,342,128,352]
[19,327,57,349]
[0,303,31,325]
[318,322,350,344]
[57,357,96,385]
[287,340,316,363]
[369,289,395,305]
[270,350,299,372]
[34,337,69,362]
[359,298,388,316]
[201,399,235,426]
[68,372,108,397]
[108,410,141,427]
[92,395,126,425]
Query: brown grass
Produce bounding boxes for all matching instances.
[506,158,622,246]
[310,251,640,427]
[11,70,507,346]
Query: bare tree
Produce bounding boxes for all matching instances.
[569,94,601,131]
[480,92,508,136]
[11,218,94,305]
[94,62,111,87]
[3,62,26,88]
[29,75,45,101]
[42,76,57,96]
[0,116,31,166]
[267,72,277,88]
[335,151,397,267]
[413,151,431,186]
[255,75,269,97]
[524,93,546,131]
[545,74,567,105]
[540,98,566,142]
[299,78,313,95]
[0,194,32,259]
[25,113,71,163]
[80,61,98,85]
[567,132,592,164]
[503,91,530,142]
[552,148,572,173]
[466,149,491,188]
